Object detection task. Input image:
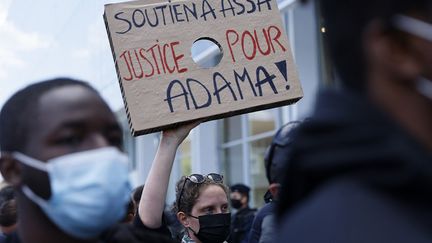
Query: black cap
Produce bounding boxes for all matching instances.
[230,184,250,196]
[264,121,300,184]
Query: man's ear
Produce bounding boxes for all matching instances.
[268,183,280,199]
[177,211,190,227]
[364,20,421,80]
[0,152,22,186]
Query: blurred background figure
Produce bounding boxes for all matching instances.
[121,197,135,224]
[164,201,183,242]
[248,121,299,243]
[117,184,143,224]
[277,0,432,242]
[131,184,183,241]
[0,185,17,242]
[229,184,256,243]
[132,184,144,214]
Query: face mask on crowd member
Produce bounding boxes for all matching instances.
[230,197,243,210]
[0,78,132,243]
[188,213,231,243]
[229,184,250,210]
[13,147,131,239]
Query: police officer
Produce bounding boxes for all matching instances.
[229,184,256,243]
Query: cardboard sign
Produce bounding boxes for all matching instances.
[104,0,303,136]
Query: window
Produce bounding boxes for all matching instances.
[249,110,276,136]
[220,109,280,208]
[249,137,273,205]
[222,144,244,185]
[224,116,242,142]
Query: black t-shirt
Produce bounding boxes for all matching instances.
[230,207,257,243]
[7,215,175,243]
[100,221,175,243]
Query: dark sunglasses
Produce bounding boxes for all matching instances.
[177,173,224,211]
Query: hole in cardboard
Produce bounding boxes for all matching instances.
[191,37,223,68]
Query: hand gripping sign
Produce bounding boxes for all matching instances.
[104,0,303,136]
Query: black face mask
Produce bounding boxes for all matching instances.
[230,199,242,209]
[189,213,231,243]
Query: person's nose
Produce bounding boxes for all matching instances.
[215,208,224,214]
[90,133,110,149]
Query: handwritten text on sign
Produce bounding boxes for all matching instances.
[104,0,302,135]
[114,0,273,32]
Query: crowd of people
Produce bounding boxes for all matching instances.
[0,0,431,242]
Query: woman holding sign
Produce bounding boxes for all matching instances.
[137,122,232,243]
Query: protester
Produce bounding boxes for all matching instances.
[277,0,432,242]
[121,197,136,224]
[137,122,232,243]
[229,184,256,243]
[0,78,175,243]
[248,121,299,243]
[132,184,183,240]
[132,185,145,211]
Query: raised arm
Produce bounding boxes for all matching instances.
[138,122,199,228]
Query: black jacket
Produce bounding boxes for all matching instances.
[277,89,432,243]
[230,207,256,243]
